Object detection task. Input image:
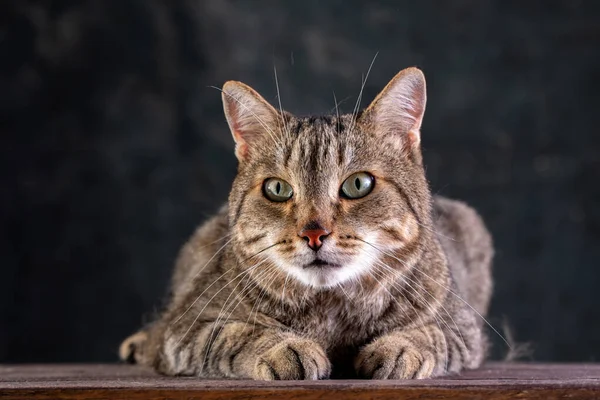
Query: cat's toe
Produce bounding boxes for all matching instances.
[355,337,436,379]
[254,338,331,380]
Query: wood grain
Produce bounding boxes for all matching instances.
[0,363,598,399]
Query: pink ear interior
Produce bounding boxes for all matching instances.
[221,81,278,161]
[364,68,427,148]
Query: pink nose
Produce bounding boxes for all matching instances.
[299,228,330,250]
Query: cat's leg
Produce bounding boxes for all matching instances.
[157,321,331,380]
[355,321,483,379]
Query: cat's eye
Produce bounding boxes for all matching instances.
[341,172,374,199]
[263,178,294,202]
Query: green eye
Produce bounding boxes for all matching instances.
[263,178,294,202]
[341,172,374,199]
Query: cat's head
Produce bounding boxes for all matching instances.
[223,68,432,289]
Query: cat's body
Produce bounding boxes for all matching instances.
[120,68,493,380]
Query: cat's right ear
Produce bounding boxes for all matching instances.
[361,67,426,155]
[221,81,280,162]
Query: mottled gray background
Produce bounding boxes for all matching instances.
[1,0,599,363]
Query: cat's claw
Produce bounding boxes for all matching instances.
[254,338,331,380]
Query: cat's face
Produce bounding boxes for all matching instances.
[224,68,431,289]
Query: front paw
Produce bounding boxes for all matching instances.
[254,338,331,380]
[355,334,437,379]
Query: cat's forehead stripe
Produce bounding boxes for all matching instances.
[304,116,335,173]
[280,114,363,178]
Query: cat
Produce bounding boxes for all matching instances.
[119,67,493,380]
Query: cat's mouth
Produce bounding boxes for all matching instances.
[303,258,342,269]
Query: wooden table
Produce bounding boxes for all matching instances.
[0,363,598,399]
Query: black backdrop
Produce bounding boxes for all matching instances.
[1,1,599,363]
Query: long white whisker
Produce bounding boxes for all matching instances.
[249,267,281,334]
[191,238,233,280]
[281,271,291,307]
[332,90,341,135]
[195,233,234,250]
[328,94,351,114]
[202,263,277,368]
[348,52,379,136]
[174,258,268,347]
[210,263,274,334]
[172,238,234,324]
[242,265,280,333]
[208,264,278,339]
[373,262,456,372]
[239,269,276,336]
[273,65,291,139]
[299,282,312,310]
[414,219,460,243]
[337,282,352,303]
[173,263,234,325]
[370,265,449,371]
[375,259,467,352]
[360,239,510,349]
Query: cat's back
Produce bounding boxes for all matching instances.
[432,196,493,317]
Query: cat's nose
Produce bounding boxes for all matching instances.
[299,222,331,251]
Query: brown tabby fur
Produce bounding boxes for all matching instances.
[119,67,493,380]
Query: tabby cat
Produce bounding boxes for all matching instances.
[119,67,493,380]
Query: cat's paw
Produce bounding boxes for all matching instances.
[119,330,149,364]
[355,334,437,379]
[254,338,331,380]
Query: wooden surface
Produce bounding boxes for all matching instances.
[0,363,598,399]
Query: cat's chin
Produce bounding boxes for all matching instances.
[281,259,372,289]
[290,266,349,288]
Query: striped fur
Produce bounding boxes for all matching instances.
[120,68,493,380]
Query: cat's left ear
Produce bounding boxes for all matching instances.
[221,81,280,162]
[362,67,426,151]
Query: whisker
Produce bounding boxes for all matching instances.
[375,260,467,351]
[370,265,449,371]
[332,90,343,136]
[359,239,510,349]
[348,52,379,136]
[194,233,234,250]
[191,238,233,280]
[174,239,280,325]
[352,273,365,296]
[249,267,281,334]
[208,264,278,340]
[414,220,461,243]
[299,281,312,310]
[173,264,235,325]
[208,266,264,337]
[332,90,339,134]
[240,265,279,332]
[373,261,459,371]
[174,258,268,347]
[242,241,284,263]
[365,264,446,366]
[273,65,291,139]
[202,263,277,369]
[329,93,351,115]
[171,239,234,324]
[337,282,353,303]
[188,240,285,353]
[281,271,291,307]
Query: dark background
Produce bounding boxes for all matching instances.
[1,0,599,363]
